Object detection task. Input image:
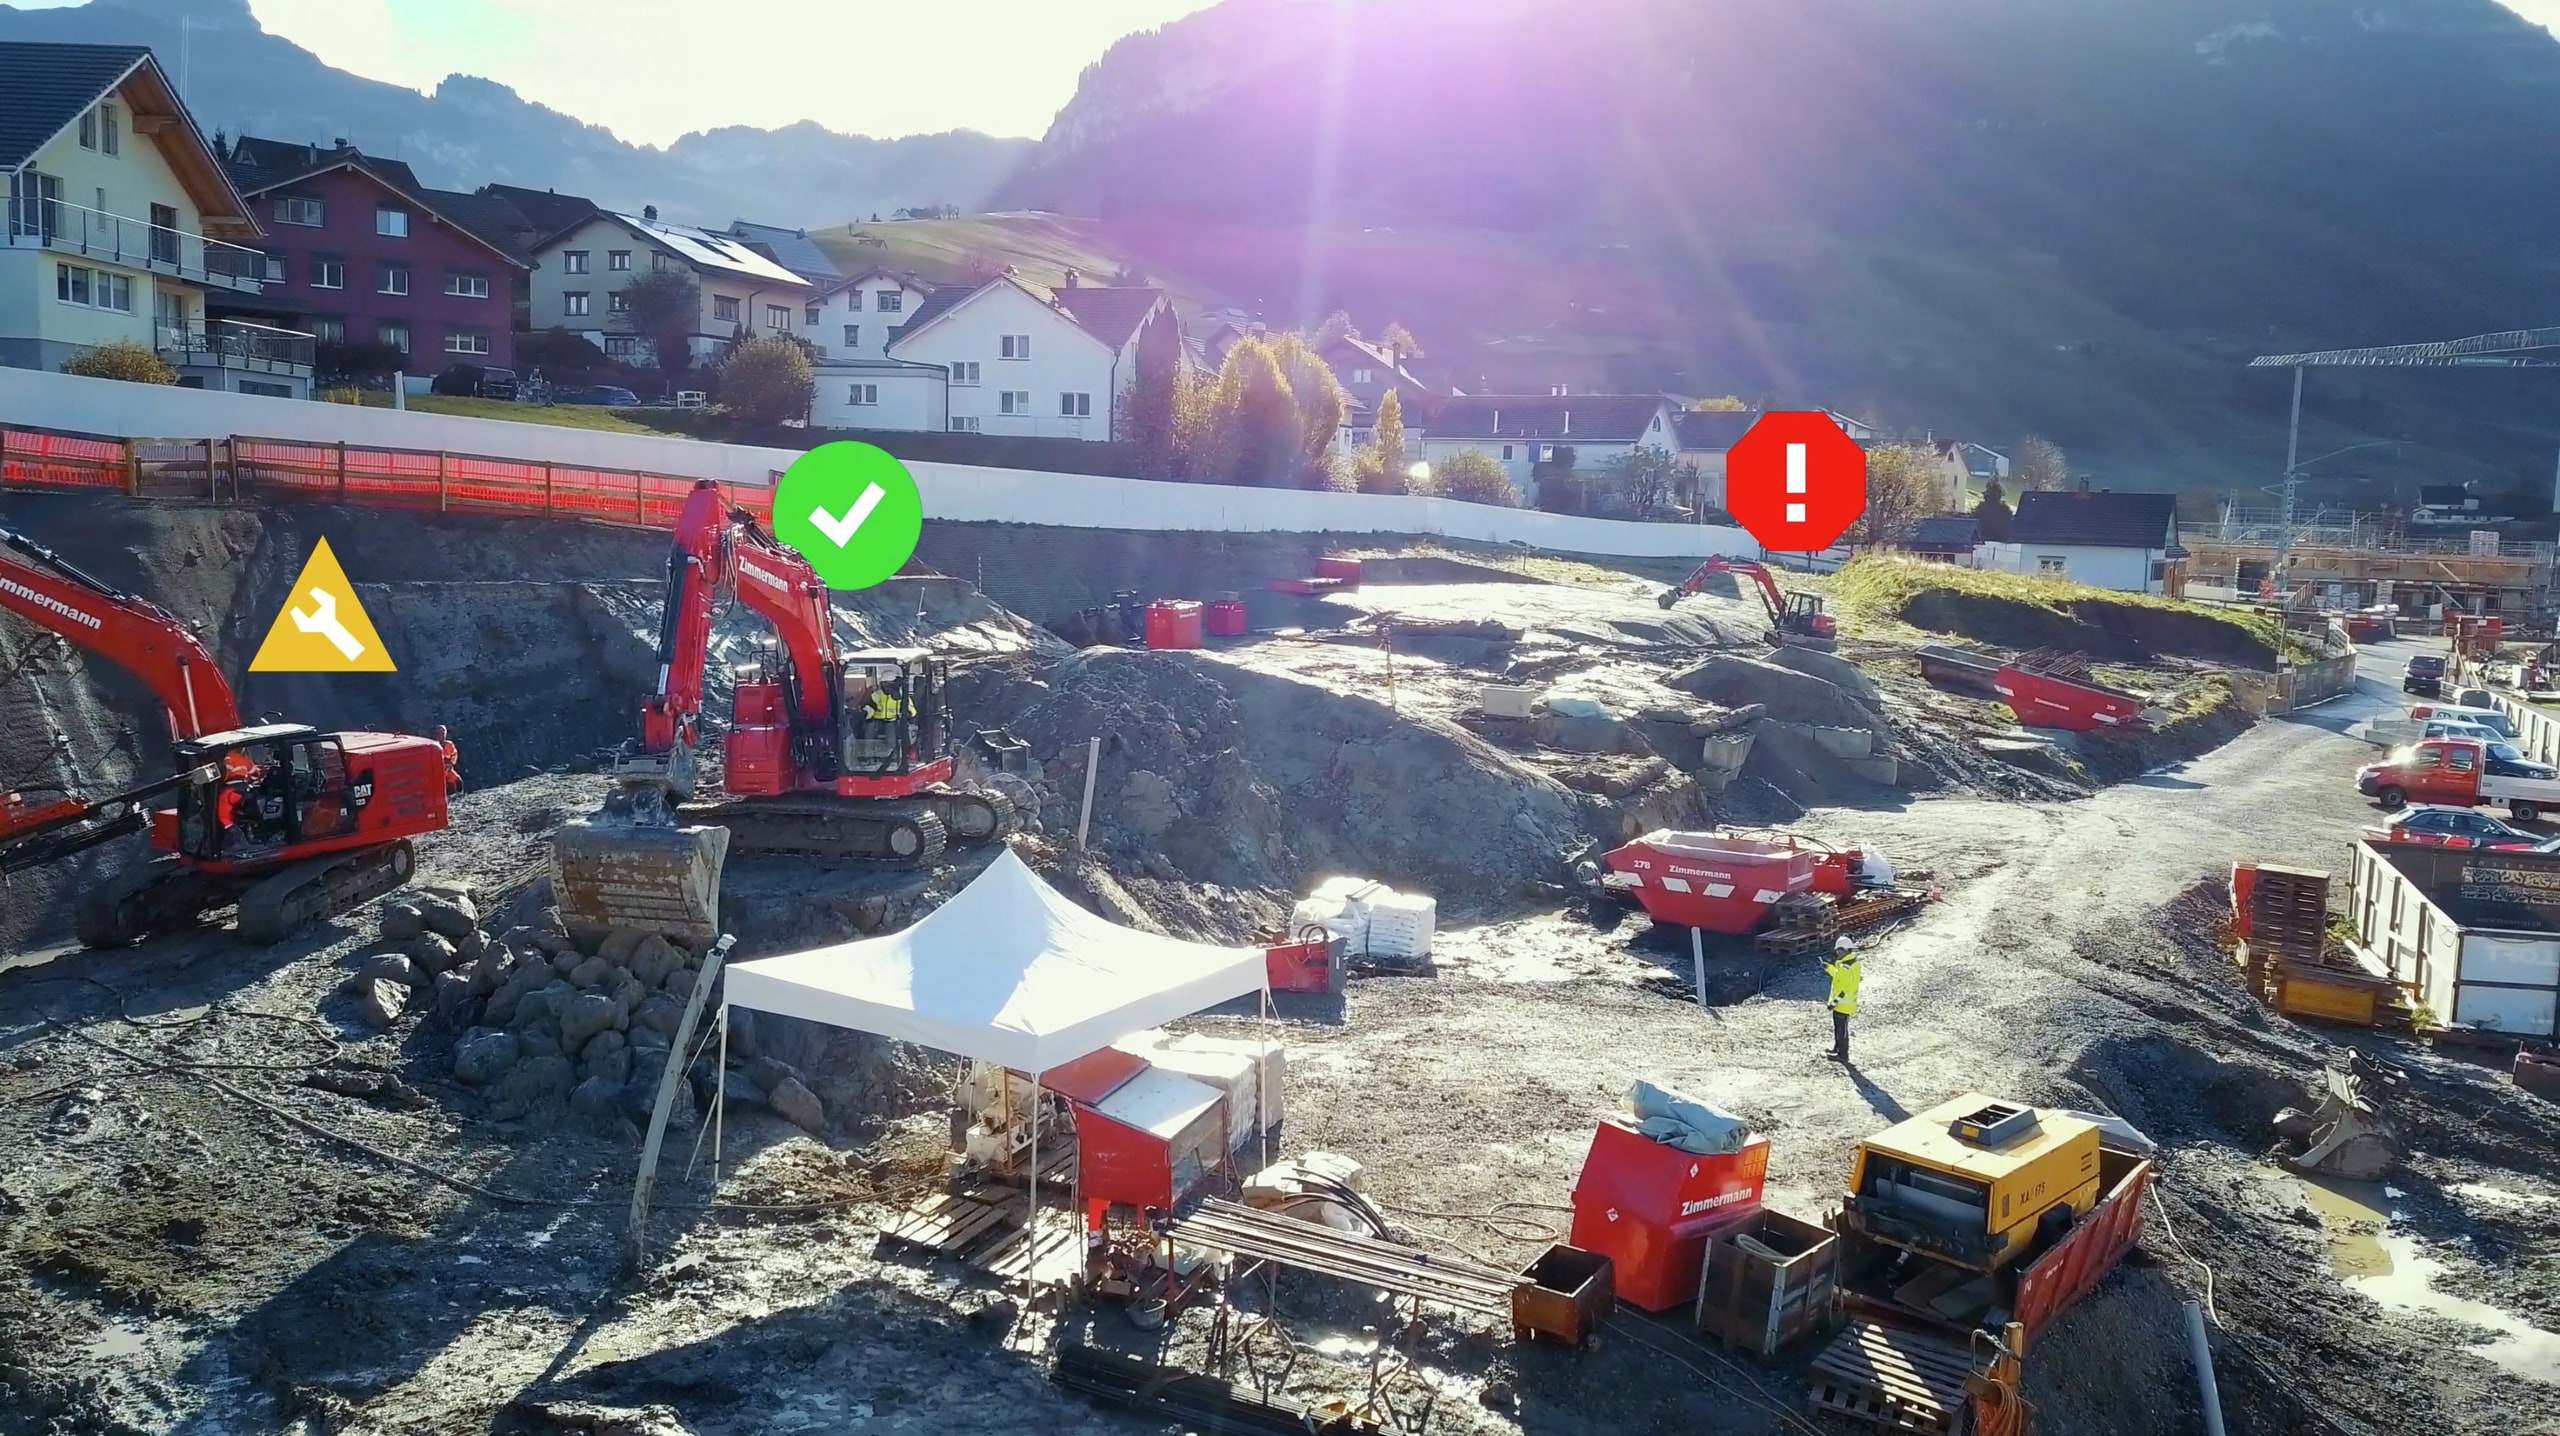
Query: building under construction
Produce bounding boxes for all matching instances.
[2188,507,2555,619]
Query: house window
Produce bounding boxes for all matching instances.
[257,251,286,283]
[77,107,96,150]
[949,360,980,385]
[608,250,631,271]
[562,250,590,274]
[97,272,131,312]
[377,262,410,296]
[1059,391,1090,417]
[311,256,344,289]
[608,292,629,314]
[379,321,409,353]
[1351,367,1373,384]
[848,384,878,406]
[445,329,490,355]
[375,206,409,238]
[843,324,860,347]
[445,271,491,298]
[765,303,790,330]
[311,317,345,344]
[877,291,903,313]
[274,195,324,227]
[148,203,178,264]
[239,380,293,398]
[999,390,1032,415]
[563,291,590,316]
[806,303,822,325]
[1501,445,1514,461]
[100,104,117,155]
[949,416,981,433]
[999,333,1030,359]
[2037,556,2067,575]
[713,295,740,322]
[55,263,90,306]
[603,335,639,359]
[652,252,671,272]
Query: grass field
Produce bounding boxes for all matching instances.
[328,392,666,436]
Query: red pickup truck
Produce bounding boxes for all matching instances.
[2358,737,2560,821]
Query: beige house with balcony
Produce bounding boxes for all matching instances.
[525,208,816,370]
[0,42,308,397]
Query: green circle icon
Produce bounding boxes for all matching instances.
[769,441,924,591]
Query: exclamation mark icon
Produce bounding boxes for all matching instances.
[1786,443,1808,525]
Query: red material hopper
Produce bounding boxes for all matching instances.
[1992,665,2150,732]
[1146,600,1204,650]
[1568,1117,1770,1311]
[1600,831,1816,933]
[1206,597,1250,637]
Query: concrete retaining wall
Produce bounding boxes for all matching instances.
[0,366,1759,562]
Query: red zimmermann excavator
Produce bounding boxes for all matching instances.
[551,481,1012,945]
[1658,556,1838,652]
[0,526,448,948]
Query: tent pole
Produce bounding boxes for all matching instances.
[714,1004,728,1189]
[1257,985,1273,1178]
[1027,1066,1043,1332]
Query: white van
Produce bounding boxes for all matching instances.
[2408,703,2516,739]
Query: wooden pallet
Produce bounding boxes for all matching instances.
[1805,1320,1975,1436]
[879,1191,1017,1262]
[970,1207,1087,1287]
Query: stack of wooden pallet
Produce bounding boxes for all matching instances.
[2235,865,2412,1029]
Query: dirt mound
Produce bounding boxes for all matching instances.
[985,648,1592,921]
[1898,586,2277,669]
[1663,653,1880,733]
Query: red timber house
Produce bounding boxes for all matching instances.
[219,135,530,373]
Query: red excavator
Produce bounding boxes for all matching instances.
[1658,556,1837,652]
[552,481,1010,943]
[0,526,448,947]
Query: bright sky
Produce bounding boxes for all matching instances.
[2506,0,2560,30]
[2,0,1223,145]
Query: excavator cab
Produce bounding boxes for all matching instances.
[839,650,949,778]
[169,724,366,860]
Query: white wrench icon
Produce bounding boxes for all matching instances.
[289,587,364,661]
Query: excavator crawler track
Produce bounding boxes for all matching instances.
[684,796,949,866]
[75,854,204,949]
[927,785,1014,846]
[236,840,417,946]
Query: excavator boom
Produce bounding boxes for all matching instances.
[0,527,241,738]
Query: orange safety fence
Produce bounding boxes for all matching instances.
[1,423,776,529]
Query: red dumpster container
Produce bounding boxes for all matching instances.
[1568,1117,1769,1311]
[1599,831,1816,933]
[1146,600,1204,650]
[1313,556,1363,589]
[1207,596,1250,637]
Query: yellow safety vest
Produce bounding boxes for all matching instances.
[864,691,903,722]
[1825,954,1861,1016]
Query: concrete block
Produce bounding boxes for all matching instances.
[1849,755,1900,785]
[1812,726,1874,759]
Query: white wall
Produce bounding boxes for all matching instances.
[0,364,1763,560]
[809,277,927,363]
[892,283,1115,440]
[1976,541,2161,593]
[809,366,940,431]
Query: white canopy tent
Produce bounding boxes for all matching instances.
[718,848,1270,1293]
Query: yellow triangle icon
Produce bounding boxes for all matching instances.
[249,538,395,673]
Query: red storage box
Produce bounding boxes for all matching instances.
[1207,597,1250,637]
[1569,1117,1769,1312]
[1264,934,1343,995]
[1146,600,1204,650]
[1313,556,1363,589]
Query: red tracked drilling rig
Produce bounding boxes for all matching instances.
[551,481,1011,945]
[0,526,448,947]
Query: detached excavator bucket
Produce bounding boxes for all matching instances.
[550,817,729,953]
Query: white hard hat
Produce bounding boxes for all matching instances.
[1834,937,1855,954]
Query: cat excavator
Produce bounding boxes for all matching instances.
[1658,556,1838,652]
[551,481,1012,947]
[0,526,449,947]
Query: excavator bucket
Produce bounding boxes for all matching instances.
[2275,1055,2404,1182]
[550,817,730,954]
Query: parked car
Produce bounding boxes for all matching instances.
[2408,703,2517,738]
[557,385,641,407]
[2403,655,2446,696]
[2456,686,2498,709]
[2368,804,2545,850]
[431,363,518,400]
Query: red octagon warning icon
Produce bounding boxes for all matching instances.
[1725,411,1867,552]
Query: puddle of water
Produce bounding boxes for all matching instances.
[2451,1182,2556,1212]
[85,1324,147,1362]
[2279,1170,2560,1386]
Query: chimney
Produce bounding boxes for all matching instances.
[643,204,659,222]
[1550,383,1568,397]
[1492,409,1502,432]
[2078,478,2092,493]
[1063,268,1080,288]
[1562,410,1573,435]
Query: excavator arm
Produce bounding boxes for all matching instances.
[639,481,730,756]
[726,521,839,731]
[1659,556,1785,628]
[0,526,242,740]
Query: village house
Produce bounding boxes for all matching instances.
[1977,487,2186,594]
[222,135,530,372]
[0,43,306,395]
[1319,332,1434,454]
[526,207,817,369]
[807,271,1175,441]
[1671,409,1758,511]
[1421,393,1681,504]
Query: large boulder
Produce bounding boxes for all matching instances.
[433,969,479,1021]
[1764,644,1882,705]
[559,992,622,1050]
[417,892,479,941]
[406,932,459,976]
[359,952,424,990]
[453,1028,519,1085]
[768,1077,825,1134]
[568,1074,625,1124]
[1663,654,1877,734]
[355,977,407,1027]
[632,992,686,1042]
[627,936,686,989]
[569,956,613,991]
[379,900,426,942]
[491,1053,577,1118]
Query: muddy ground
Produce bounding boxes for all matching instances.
[0,488,2551,1436]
